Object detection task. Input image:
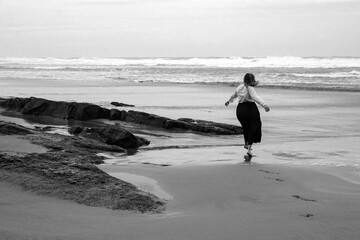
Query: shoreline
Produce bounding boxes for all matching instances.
[2,76,360,94]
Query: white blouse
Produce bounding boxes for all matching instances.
[228,84,267,108]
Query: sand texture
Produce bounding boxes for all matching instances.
[1,164,360,240]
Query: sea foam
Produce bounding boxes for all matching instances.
[1,57,360,91]
[2,56,360,68]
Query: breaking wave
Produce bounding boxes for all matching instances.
[1,56,360,69]
[1,57,360,91]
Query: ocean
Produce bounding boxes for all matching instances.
[1,57,360,91]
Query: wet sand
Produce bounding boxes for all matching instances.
[1,79,360,239]
[1,164,360,240]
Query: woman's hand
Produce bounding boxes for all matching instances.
[264,105,270,112]
[225,101,229,106]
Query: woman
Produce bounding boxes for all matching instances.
[225,73,270,162]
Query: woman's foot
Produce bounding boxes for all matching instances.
[244,152,253,163]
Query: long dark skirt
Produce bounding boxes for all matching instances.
[236,102,262,145]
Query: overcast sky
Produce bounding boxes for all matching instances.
[0,0,359,57]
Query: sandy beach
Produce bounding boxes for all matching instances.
[1,78,360,240]
[1,164,360,240]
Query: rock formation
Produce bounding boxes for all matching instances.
[69,126,150,149]
[0,122,164,213]
[0,97,242,135]
[111,101,135,107]
[0,97,110,121]
[0,121,34,135]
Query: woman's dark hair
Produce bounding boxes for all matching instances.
[243,73,258,87]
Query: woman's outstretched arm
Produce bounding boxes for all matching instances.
[225,91,238,105]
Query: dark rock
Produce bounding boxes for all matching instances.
[163,118,242,135]
[21,97,65,116]
[0,115,162,213]
[178,118,243,134]
[0,126,163,212]
[0,97,28,111]
[136,135,151,146]
[72,138,126,153]
[125,111,170,128]
[0,97,242,135]
[0,97,110,121]
[26,132,126,155]
[67,102,110,121]
[0,121,33,135]
[69,126,84,135]
[111,101,135,107]
[164,120,190,130]
[0,151,164,213]
[78,126,149,149]
[109,109,127,120]
[115,111,242,135]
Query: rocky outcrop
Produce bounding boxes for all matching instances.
[111,101,135,107]
[0,97,242,135]
[109,109,127,121]
[112,110,243,135]
[0,121,34,135]
[0,98,151,150]
[125,110,171,128]
[0,97,110,121]
[176,118,242,135]
[0,123,165,213]
[0,152,164,212]
[69,126,150,149]
[28,133,126,153]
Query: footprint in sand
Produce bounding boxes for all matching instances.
[259,169,284,182]
[259,169,279,175]
[293,195,317,202]
[264,177,285,182]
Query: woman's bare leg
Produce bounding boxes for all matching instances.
[244,144,253,162]
[247,144,253,155]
